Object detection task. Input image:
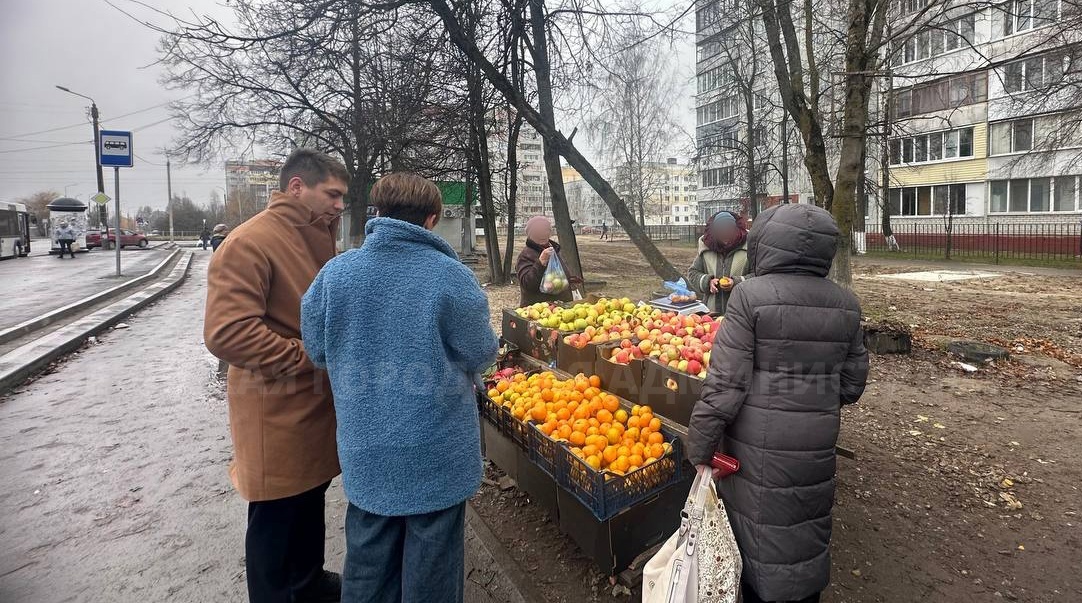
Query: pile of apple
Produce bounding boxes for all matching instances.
[606,313,720,379]
[516,298,655,333]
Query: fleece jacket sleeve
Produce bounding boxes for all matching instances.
[442,269,499,375]
[300,267,329,370]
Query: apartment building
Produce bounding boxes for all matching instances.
[693,0,821,222]
[224,159,282,208]
[875,0,1082,226]
[487,115,548,224]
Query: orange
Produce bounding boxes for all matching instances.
[556,424,572,441]
[488,388,501,399]
[624,427,640,443]
[605,427,621,445]
[611,456,630,473]
[586,426,599,436]
[588,417,600,428]
[617,445,631,458]
[539,421,556,436]
[572,406,590,420]
[567,400,580,412]
[632,443,646,458]
[570,447,584,458]
[602,446,619,464]
[648,431,664,445]
[572,419,590,433]
[582,444,599,457]
[649,418,662,432]
[530,405,547,422]
[631,404,642,417]
[627,416,641,429]
[586,455,602,470]
[556,408,571,422]
[496,381,511,393]
[640,405,653,414]
[639,412,654,427]
[596,409,613,424]
[602,396,620,413]
[614,409,629,424]
[629,454,644,467]
[569,431,586,446]
[648,443,665,459]
[589,375,602,388]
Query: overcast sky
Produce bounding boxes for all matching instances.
[1,0,695,213]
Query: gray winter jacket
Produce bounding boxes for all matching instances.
[686,203,869,601]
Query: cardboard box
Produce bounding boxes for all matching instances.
[594,343,644,401]
[501,309,534,356]
[557,473,693,575]
[641,359,703,427]
[556,336,599,377]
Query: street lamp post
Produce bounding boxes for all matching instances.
[56,85,106,228]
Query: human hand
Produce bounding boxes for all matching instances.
[709,279,719,294]
[539,247,553,266]
[717,276,735,292]
[696,464,723,479]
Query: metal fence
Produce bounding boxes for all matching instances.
[607,224,701,245]
[863,221,1082,265]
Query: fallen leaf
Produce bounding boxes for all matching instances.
[915,415,930,422]
[1017,545,1024,551]
[933,423,946,429]
[908,430,923,436]
[1000,478,1014,489]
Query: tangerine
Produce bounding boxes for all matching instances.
[605,427,621,445]
[648,431,664,445]
[569,431,586,446]
[602,446,619,464]
[556,408,571,421]
[589,375,602,388]
[530,405,547,422]
[627,416,641,429]
[614,409,629,424]
[587,455,602,470]
[556,424,572,441]
[596,409,613,424]
[629,454,644,467]
[648,418,662,432]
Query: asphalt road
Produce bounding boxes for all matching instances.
[0,253,525,603]
[0,239,175,331]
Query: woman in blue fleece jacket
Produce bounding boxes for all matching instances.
[301,173,498,603]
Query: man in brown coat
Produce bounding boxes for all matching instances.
[204,148,348,603]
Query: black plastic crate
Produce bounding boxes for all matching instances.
[527,423,562,477]
[499,407,531,449]
[555,426,685,521]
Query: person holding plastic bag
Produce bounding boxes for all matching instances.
[688,211,751,315]
[515,215,582,306]
[686,204,869,603]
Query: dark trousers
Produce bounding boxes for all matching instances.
[342,501,465,603]
[58,239,75,258]
[742,581,821,603]
[246,481,331,603]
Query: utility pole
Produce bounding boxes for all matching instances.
[166,154,175,244]
[56,85,106,228]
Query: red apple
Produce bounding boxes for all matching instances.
[615,350,631,364]
[687,360,702,374]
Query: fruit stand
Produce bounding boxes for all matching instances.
[480,297,722,574]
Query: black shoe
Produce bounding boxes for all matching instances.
[295,570,341,603]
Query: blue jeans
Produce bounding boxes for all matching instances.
[342,501,465,603]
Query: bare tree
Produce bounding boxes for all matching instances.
[583,12,684,226]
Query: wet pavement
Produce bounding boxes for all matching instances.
[0,240,174,331]
[0,254,525,602]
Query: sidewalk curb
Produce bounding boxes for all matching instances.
[0,251,193,394]
[0,248,183,347]
[466,502,546,603]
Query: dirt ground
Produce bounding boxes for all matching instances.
[473,238,1082,603]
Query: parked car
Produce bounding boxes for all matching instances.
[85,229,150,250]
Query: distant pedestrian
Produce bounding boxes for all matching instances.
[55,222,76,259]
[210,223,228,251]
[600,221,609,241]
[301,173,498,603]
[204,148,348,603]
[199,226,211,250]
[687,203,869,603]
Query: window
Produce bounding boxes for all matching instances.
[696,96,739,125]
[890,184,968,215]
[1002,49,1075,93]
[753,127,767,147]
[698,66,731,94]
[990,118,1034,154]
[701,166,736,187]
[889,127,974,165]
[990,177,1078,212]
[893,72,987,117]
[999,0,1060,37]
[893,15,976,65]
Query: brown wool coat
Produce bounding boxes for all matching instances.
[204,191,342,502]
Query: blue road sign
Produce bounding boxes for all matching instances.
[100,130,133,168]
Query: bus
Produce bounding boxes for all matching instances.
[0,202,31,259]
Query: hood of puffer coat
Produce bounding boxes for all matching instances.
[747,203,838,277]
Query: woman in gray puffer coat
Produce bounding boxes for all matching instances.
[686,203,869,603]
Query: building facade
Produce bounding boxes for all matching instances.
[565,158,697,228]
[487,114,548,225]
[874,2,1082,226]
[693,0,824,223]
[224,159,282,209]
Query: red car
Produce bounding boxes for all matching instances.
[85,229,149,250]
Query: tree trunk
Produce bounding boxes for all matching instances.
[426,0,680,281]
[744,93,759,218]
[503,113,523,284]
[528,0,582,279]
[468,59,504,282]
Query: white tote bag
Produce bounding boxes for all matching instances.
[642,466,741,603]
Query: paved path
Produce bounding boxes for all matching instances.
[0,254,526,603]
[0,242,174,331]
